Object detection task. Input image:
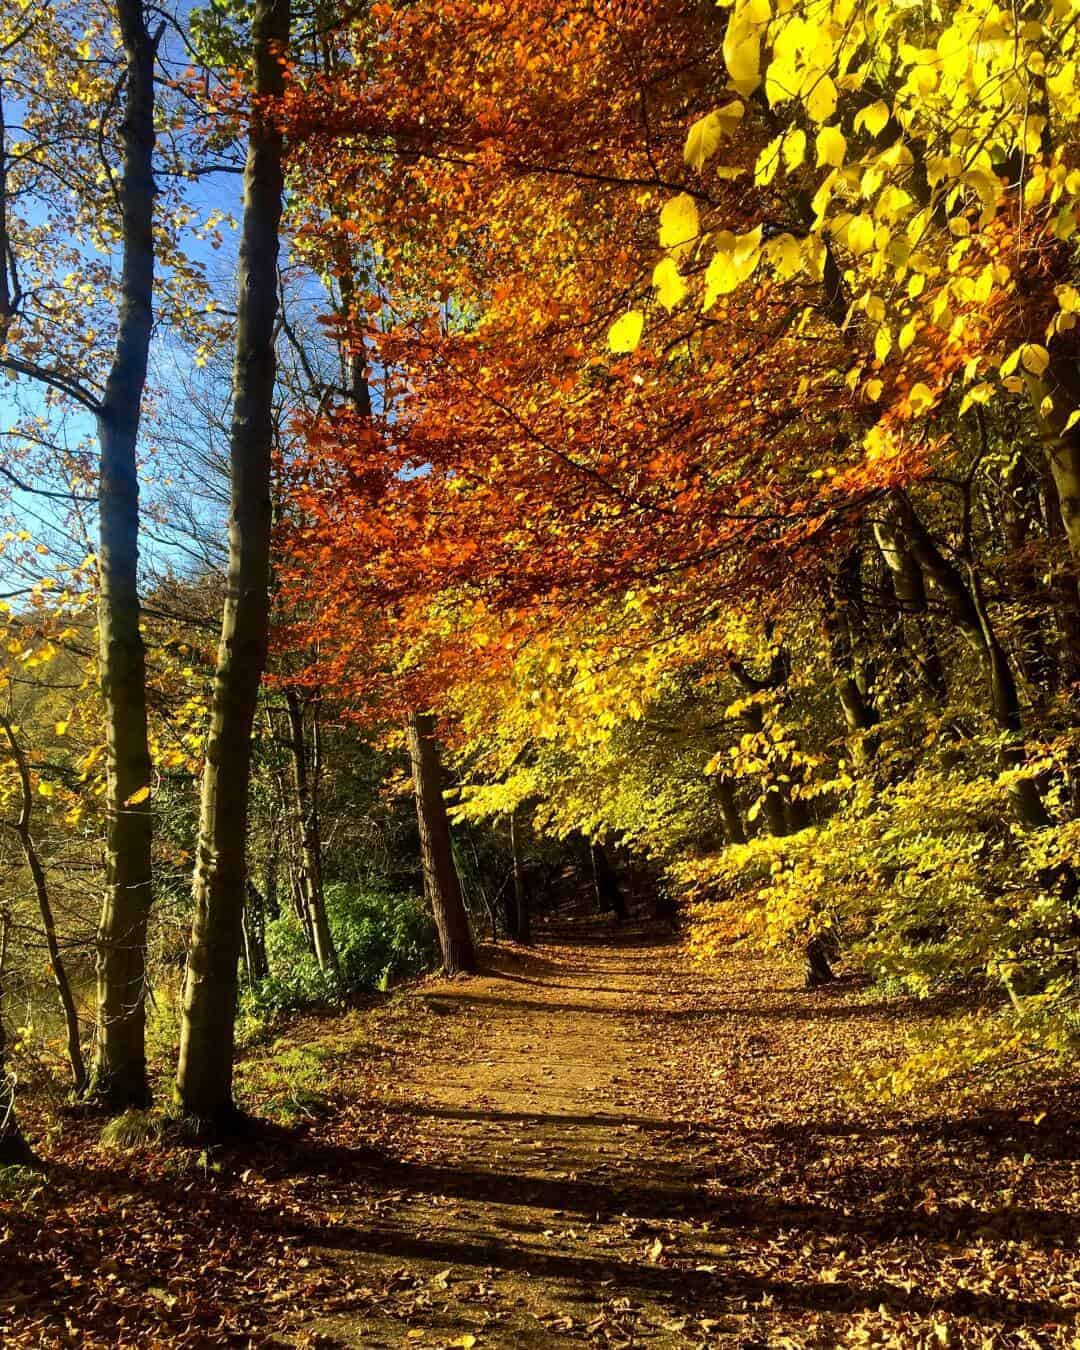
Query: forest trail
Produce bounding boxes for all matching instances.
[5,916,1079,1348]
[289,918,1079,1349]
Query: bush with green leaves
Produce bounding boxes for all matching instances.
[246,883,438,1018]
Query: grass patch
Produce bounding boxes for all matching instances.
[100,1108,166,1152]
[234,1042,333,1124]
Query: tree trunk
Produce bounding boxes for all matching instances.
[406,712,476,974]
[823,544,878,762]
[510,809,531,944]
[895,494,1051,829]
[88,0,160,1112]
[1027,354,1080,563]
[242,879,270,985]
[714,774,746,844]
[284,690,338,972]
[591,843,629,921]
[176,0,289,1125]
[0,913,34,1166]
[805,935,836,989]
[0,718,86,1094]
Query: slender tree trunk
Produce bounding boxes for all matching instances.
[510,809,531,944]
[284,690,337,972]
[242,879,270,985]
[824,544,879,762]
[176,0,289,1124]
[0,719,86,1093]
[87,0,160,1112]
[406,712,476,974]
[1001,451,1057,697]
[0,914,33,1165]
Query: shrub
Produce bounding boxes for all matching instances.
[244,883,437,1020]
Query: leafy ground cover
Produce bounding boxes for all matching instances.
[2,913,1078,1348]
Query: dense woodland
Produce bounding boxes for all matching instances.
[0,0,1079,1342]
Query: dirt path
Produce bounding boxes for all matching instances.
[285,919,1080,1348]
[5,916,1079,1348]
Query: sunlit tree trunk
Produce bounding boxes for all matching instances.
[406,712,476,974]
[176,0,290,1124]
[88,0,160,1111]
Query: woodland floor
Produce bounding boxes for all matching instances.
[3,913,1080,1348]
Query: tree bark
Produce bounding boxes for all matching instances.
[714,774,747,845]
[0,718,86,1094]
[284,689,338,972]
[823,544,878,762]
[88,0,160,1112]
[510,809,531,944]
[406,712,476,974]
[176,0,289,1125]
[0,913,34,1165]
[591,843,629,921]
[894,495,1051,829]
[1027,353,1080,562]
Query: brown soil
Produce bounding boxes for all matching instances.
[3,915,1079,1348]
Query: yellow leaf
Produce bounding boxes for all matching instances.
[683,103,744,171]
[865,378,884,401]
[658,193,700,253]
[846,214,875,255]
[652,257,687,311]
[783,128,807,172]
[723,0,769,92]
[38,781,56,798]
[855,100,890,137]
[874,325,892,362]
[803,72,837,124]
[754,135,782,187]
[1020,343,1050,376]
[909,382,935,414]
[55,721,69,737]
[764,232,802,279]
[124,784,152,807]
[815,125,846,168]
[703,247,738,307]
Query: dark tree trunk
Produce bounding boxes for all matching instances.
[805,936,836,988]
[242,879,270,985]
[895,494,1052,829]
[284,690,338,973]
[88,0,160,1113]
[714,774,747,844]
[510,810,531,945]
[1,719,86,1093]
[0,915,33,1165]
[591,844,628,921]
[176,0,290,1125]
[406,713,476,974]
